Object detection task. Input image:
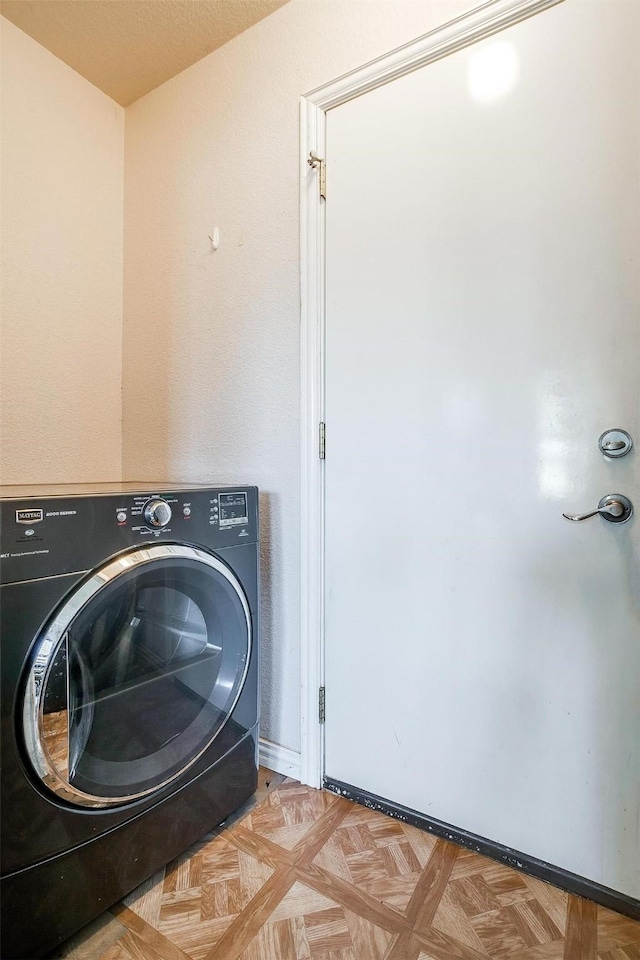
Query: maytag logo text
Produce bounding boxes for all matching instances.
[16,509,43,524]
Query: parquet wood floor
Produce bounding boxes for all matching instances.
[87,780,638,960]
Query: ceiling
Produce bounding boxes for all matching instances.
[0,0,289,106]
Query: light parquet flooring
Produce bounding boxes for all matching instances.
[94,781,639,960]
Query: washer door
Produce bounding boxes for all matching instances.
[22,544,252,807]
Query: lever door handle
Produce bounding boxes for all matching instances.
[563,501,623,521]
[563,494,633,523]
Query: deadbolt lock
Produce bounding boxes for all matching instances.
[598,429,633,459]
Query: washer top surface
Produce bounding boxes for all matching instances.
[0,481,251,500]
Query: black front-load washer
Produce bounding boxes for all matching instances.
[0,483,260,959]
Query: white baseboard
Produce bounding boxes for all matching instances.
[258,738,302,780]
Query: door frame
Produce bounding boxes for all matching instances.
[299,0,564,788]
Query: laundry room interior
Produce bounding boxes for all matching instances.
[1,0,639,958]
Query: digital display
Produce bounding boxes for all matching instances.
[218,493,248,528]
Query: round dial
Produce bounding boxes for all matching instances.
[144,498,172,528]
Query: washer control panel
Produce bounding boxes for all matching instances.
[116,493,181,535]
[1,486,259,584]
[112,488,256,542]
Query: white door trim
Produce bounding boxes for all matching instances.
[299,0,565,789]
[300,95,326,788]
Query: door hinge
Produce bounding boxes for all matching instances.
[319,686,326,723]
[319,421,326,460]
[308,152,326,201]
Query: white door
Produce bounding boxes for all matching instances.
[324,0,639,897]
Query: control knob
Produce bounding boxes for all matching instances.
[144,498,172,528]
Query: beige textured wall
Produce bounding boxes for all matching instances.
[1,17,124,484]
[123,0,468,752]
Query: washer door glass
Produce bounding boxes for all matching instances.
[23,545,251,807]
